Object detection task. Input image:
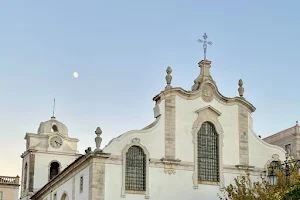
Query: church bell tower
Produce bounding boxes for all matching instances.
[20,116,80,200]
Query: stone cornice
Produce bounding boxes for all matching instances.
[106,156,266,173]
[153,86,256,113]
[21,149,80,158]
[20,149,38,158]
[25,132,79,142]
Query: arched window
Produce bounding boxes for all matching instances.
[24,163,28,190]
[51,125,59,132]
[125,146,146,191]
[268,160,281,173]
[198,121,219,182]
[49,161,60,180]
[61,193,69,200]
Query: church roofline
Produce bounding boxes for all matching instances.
[103,116,162,151]
[153,86,256,113]
[263,126,296,141]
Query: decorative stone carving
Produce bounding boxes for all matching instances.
[272,154,279,160]
[160,158,181,175]
[238,79,244,97]
[95,127,103,152]
[165,66,172,90]
[201,84,214,102]
[192,79,200,91]
[132,138,140,144]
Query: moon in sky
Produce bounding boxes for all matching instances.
[73,72,79,78]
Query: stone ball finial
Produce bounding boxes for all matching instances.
[95,127,103,152]
[95,127,102,136]
[238,79,244,97]
[165,66,173,90]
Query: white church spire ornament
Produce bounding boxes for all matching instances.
[197,33,213,60]
[165,66,172,90]
[95,127,103,152]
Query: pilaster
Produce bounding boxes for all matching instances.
[28,153,35,192]
[238,106,249,165]
[89,152,110,200]
[165,95,176,159]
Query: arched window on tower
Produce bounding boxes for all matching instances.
[125,146,146,191]
[49,161,60,180]
[51,125,58,132]
[198,121,219,182]
[24,163,28,190]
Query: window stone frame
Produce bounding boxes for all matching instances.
[121,138,150,199]
[191,105,224,189]
[265,154,281,175]
[48,160,62,181]
[60,191,69,200]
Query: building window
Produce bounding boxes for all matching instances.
[125,146,146,191]
[49,161,60,180]
[61,193,68,200]
[51,125,58,132]
[24,163,28,190]
[198,121,219,182]
[285,144,291,155]
[80,176,83,193]
[53,192,57,200]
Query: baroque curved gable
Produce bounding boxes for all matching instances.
[153,84,255,113]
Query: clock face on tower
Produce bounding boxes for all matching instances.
[50,136,63,149]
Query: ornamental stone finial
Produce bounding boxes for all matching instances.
[238,79,244,97]
[95,127,103,152]
[165,66,172,90]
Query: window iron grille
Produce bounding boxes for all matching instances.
[125,146,146,191]
[198,121,219,182]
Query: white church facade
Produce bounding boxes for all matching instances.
[21,56,287,200]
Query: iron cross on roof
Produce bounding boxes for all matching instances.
[197,33,213,60]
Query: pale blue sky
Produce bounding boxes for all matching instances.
[1,1,300,176]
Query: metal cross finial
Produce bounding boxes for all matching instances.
[197,33,213,60]
[52,98,56,117]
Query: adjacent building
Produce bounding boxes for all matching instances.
[0,175,20,200]
[264,121,300,157]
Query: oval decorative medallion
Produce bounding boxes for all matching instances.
[201,84,214,102]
